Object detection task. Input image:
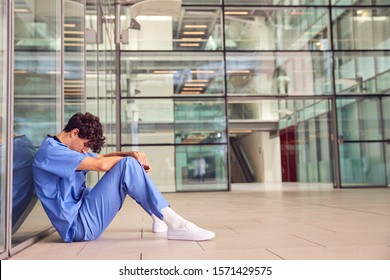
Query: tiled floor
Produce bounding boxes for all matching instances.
[9,183,390,260]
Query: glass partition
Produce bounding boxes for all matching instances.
[278,99,333,183]
[174,98,227,144]
[337,97,388,186]
[64,0,86,118]
[120,6,223,51]
[384,97,390,141]
[332,7,390,50]
[176,145,228,191]
[228,100,279,121]
[12,0,61,246]
[334,51,389,94]
[123,146,176,192]
[332,0,390,6]
[337,98,382,141]
[339,142,386,186]
[0,0,7,256]
[226,52,332,96]
[224,7,330,51]
[121,52,225,97]
[121,98,174,145]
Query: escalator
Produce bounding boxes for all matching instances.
[229,137,255,183]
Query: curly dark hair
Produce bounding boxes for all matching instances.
[63,112,106,153]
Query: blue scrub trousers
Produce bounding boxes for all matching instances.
[73,157,169,241]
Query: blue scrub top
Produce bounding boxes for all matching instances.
[32,136,94,242]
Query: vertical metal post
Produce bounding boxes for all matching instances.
[328,4,341,188]
[115,0,121,151]
[61,0,65,127]
[221,1,231,191]
[5,0,15,257]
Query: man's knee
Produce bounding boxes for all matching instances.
[121,156,142,169]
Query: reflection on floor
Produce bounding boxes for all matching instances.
[9,183,390,260]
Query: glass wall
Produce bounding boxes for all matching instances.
[224,7,329,51]
[337,97,388,186]
[106,0,390,189]
[120,42,228,190]
[0,0,7,257]
[278,99,333,183]
[226,52,332,96]
[334,51,389,94]
[12,0,62,245]
[64,0,86,118]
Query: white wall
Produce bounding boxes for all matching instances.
[238,132,282,183]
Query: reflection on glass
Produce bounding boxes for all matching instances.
[176,145,228,191]
[339,142,386,186]
[13,0,60,245]
[228,100,279,121]
[121,6,222,51]
[224,7,329,51]
[282,99,332,183]
[334,51,390,94]
[121,99,174,145]
[0,0,6,253]
[332,0,390,6]
[11,135,37,234]
[175,99,226,144]
[121,52,225,96]
[123,146,175,192]
[383,97,390,140]
[337,98,382,141]
[64,0,86,119]
[332,8,390,50]
[226,52,332,95]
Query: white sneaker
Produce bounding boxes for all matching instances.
[152,220,168,233]
[167,222,215,241]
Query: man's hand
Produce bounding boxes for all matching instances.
[127,151,151,173]
[96,151,152,173]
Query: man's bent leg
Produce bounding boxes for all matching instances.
[76,157,169,241]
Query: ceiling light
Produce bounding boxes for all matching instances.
[14,70,27,74]
[64,23,77,28]
[182,87,204,91]
[64,38,84,41]
[184,25,208,28]
[153,70,178,74]
[183,31,205,35]
[14,9,30,13]
[227,70,251,74]
[184,83,207,87]
[64,31,84,35]
[181,91,201,94]
[187,79,208,83]
[224,11,249,15]
[180,43,200,47]
[181,37,203,41]
[64,43,84,47]
[191,70,214,74]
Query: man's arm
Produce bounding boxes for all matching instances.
[77,151,151,173]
